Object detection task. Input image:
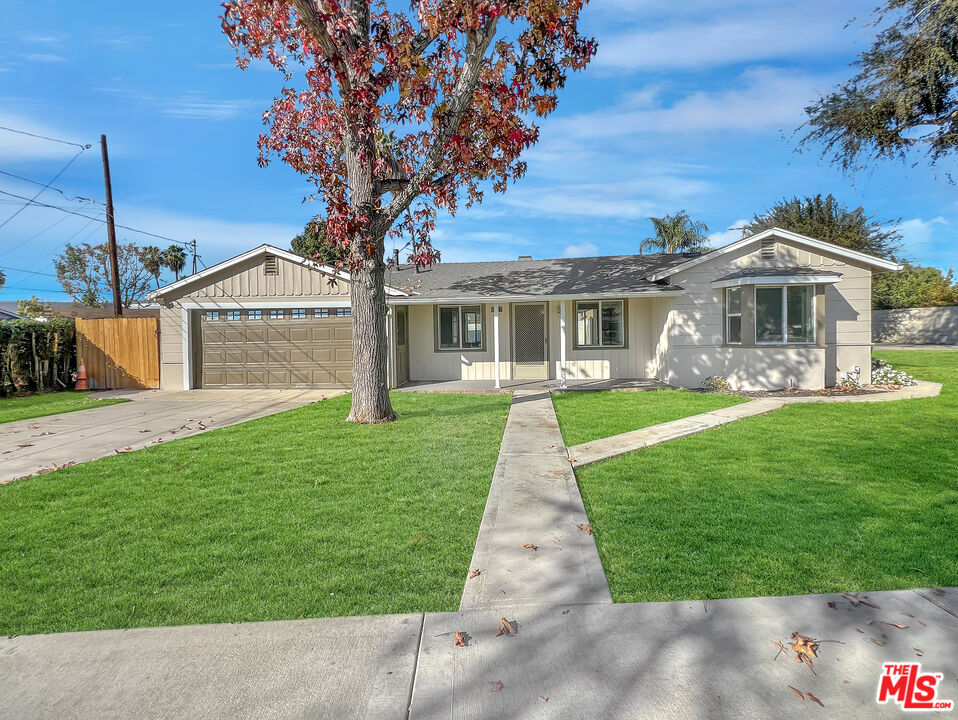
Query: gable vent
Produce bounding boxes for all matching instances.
[760,238,776,260]
[263,255,279,276]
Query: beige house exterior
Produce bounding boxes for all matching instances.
[149,228,899,392]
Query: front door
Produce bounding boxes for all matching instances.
[395,306,410,387]
[513,302,549,380]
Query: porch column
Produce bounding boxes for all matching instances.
[493,305,501,389]
[559,300,568,389]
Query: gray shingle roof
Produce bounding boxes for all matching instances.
[385,253,694,300]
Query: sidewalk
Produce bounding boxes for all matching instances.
[459,390,611,610]
[3,587,955,719]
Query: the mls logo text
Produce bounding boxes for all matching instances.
[877,663,954,711]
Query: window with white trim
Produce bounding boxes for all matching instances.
[755,285,815,344]
[291,309,307,319]
[725,287,742,344]
[575,300,624,348]
[248,310,262,320]
[269,309,285,320]
[315,308,329,318]
[226,311,241,321]
[203,311,219,322]
[437,305,483,350]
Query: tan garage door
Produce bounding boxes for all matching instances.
[199,308,352,389]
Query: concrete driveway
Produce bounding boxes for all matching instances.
[0,389,343,484]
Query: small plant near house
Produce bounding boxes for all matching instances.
[871,358,918,388]
[703,375,733,394]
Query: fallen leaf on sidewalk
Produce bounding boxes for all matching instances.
[790,633,819,671]
[807,691,825,707]
[561,609,570,614]
[468,569,480,579]
[882,622,908,629]
[455,631,469,647]
[787,684,804,701]
[577,523,592,535]
[115,447,132,454]
[538,696,549,703]
[490,681,503,693]
[567,457,575,463]
[854,628,864,633]
[772,639,788,662]
[902,612,914,617]
[918,620,927,627]
[496,618,517,637]
[17,443,33,448]
[932,588,945,596]
[139,429,151,433]
[842,592,880,609]
[826,601,837,609]
[520,543,539,551]
[914,648,924,656]
[869,638,885,646]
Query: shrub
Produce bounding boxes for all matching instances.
[871,358,918,387]
[0,318,76,396]
[703,375,732,393]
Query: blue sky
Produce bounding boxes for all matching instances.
[1,0,956,301]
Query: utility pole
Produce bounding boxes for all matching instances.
[100,135,122,317]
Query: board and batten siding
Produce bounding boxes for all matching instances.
[407,297,671,382]
[666,238,872,390]
[159,305,186,391]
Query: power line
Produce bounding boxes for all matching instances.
[0,189,192,247]
[0,147,89,231]
[0,214,71,260]
[0,286,71,294]
[0,168,103,205]
[0,125,91,150]
[0,266,59,278]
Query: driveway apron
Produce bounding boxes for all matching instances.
[459,390,611,610]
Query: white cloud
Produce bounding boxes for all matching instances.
[562,242,599,257]
[893,216,956,269]
[24,53,67,63]
[94,87,262,121]
[709,218,751,247]
[592,2,866,72]
[0,112,92,161]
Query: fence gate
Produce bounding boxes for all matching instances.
[75,317,160,389]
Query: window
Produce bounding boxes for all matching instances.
[339,308,351,317]
[291,309,307,319]
[437,305,483,350]
[725,287,742,344]
[269,309,285,320]
[315,308,329,318]
[226,311,241,321]
[755,285,815,344]
[575,300,624,347]
[248,310,262,320]
[203,311,219,322]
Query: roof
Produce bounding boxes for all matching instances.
[711,267,844,288]
[0,307,25,320]
[647,227,902,282]
[385,253,691,302]
[0,301,159,319]
[148,245,408,300]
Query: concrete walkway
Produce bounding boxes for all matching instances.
[569,380,943,468]
[3,587,955,719]
[0,389,340,483]
[459,390,611,610]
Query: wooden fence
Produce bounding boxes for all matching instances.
[75,317,160,389]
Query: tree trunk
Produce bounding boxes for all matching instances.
[347,253,395,423]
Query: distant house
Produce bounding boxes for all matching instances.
[0,307,25,321]
[0,301,159,321]
[147,228,900,392]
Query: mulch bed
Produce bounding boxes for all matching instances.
[735,386,899,398]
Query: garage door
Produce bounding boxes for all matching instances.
[199,308,352,389]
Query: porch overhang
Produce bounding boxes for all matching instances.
[710,270,841,289]
[386,288,685,305]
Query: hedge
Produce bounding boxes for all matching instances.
[0,318,76,396]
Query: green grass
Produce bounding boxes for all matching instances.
[552,389,748,447]
[576,350,958,603]
[0,390,127,424]
[0,392,510,635]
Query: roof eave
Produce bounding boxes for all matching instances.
[387,288,685,305]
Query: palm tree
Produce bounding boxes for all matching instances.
[163,245,187,280]
[141,245,165,288]
[640,211,710,254]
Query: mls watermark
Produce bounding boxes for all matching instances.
[877,663,954,711]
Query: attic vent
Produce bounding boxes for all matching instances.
[760,238,776,260]
[263,256,279,276]
[518,255,532,261]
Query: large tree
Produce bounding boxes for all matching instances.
[745,194,902,259]
[54,242,154,309]
[222,0,595,423]
[802,0,958,169]
[640,211,710,254]
[163,245,187,280]
[291,220,345,265]
[873,263,958,308]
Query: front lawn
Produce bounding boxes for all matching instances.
[576,350,958,603]
[0,390,128,424]
[552,389,748,447]
[0,392,510,635]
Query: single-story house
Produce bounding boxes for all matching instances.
[147,227,900,392]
